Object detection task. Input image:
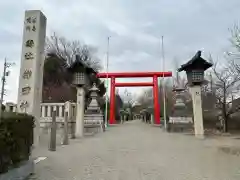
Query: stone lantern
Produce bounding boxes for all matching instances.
[178,51,212,138]
[84,83,104,133]
[67,54,94,138]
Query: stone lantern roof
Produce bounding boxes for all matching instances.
[178,51,213,72]
[67,54,96,75]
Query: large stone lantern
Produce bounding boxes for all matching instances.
[67,54,94,138]
[178,51,212,138]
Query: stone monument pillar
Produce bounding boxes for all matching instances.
[189,86,204,138]
[17,10,47,146]
[75,87,85,138]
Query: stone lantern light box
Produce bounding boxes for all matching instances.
[67,54,96,87]
[178,51,213,86]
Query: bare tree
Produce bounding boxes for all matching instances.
[210,57,240,132]
[136,89,153,109]
[122,89,138,108]
[229,25,240,57]
[42,32,103,103]
[229,25,240,72]
[45,32,102,70]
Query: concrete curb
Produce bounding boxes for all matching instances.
[107,124,120,127]
[151,124,162,128]
[0,159,34,180]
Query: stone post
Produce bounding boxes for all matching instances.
[151,114,154,124]
[5,103,10,112]
[190,86,204,138]
[99,110,104,133]
[120,114,122,124]
[64,101,73,138]
[70,110,75,139]
[17,10,47,147]
[75,87,85,138]
[49,110,56,151]
[41,105,45,117]
[62,112,69,145]
[13,105,17,112]
[47,105,51,117]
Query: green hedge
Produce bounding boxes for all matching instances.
[0,112,34,174]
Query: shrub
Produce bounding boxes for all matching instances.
[0,112,34,174]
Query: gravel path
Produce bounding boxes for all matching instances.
[30,120,240,180]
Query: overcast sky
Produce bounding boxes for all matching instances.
[0,0,239,103]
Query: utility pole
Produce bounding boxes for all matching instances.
[209,72,213,92]
[161,36,167,130]
[105,36,110,128]
[0,58,14,121]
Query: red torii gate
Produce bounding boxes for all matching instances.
[97,71,172,124]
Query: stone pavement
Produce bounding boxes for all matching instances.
[30,120,240,180]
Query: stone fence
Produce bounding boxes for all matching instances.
[39,102,76,122]
[5,102,78,132]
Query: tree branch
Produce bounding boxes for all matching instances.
[45,32,102,71]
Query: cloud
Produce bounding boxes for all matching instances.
[0,0,239,102]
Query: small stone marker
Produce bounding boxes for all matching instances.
[49,110,57,151]
[62,112,69,145]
